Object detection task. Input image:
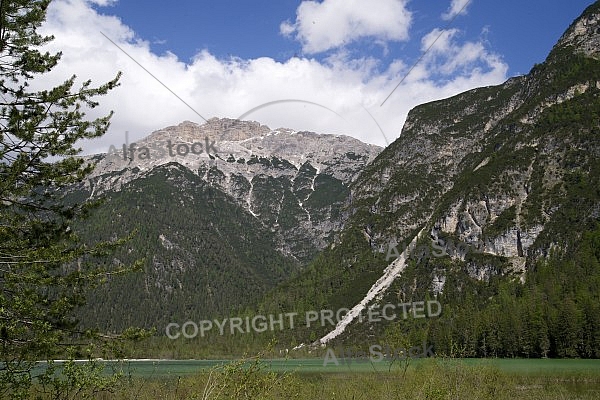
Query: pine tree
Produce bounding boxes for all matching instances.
[0,1,145,397]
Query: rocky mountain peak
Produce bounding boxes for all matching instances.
[97,118,381,184]
[147,118,273,142]
[554,1,600,58]
[82,118,382,262]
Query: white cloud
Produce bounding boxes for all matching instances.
[86,0,117,6]
[442,0,472,21]
[33,0,507,155]
[420,28,505,77]
[280,0,413,54]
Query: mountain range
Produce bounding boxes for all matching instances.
[75,1,600,358]
[74,118,380,331]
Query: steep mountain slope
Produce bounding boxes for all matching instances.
[351,0,600,272]
[251,1,600,358]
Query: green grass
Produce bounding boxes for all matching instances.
[85,358,600,400]
[92,357,600,378]
[29,357,600,399]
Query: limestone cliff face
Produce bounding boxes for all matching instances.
[83,118,381,262]
[345,1,600,290]
[556,5,600,58]
[287,3,600,349]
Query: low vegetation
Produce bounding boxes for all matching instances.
[90,358,600,400]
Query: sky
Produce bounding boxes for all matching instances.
[35,0,595,153]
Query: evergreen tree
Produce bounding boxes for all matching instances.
[0,1,144,397]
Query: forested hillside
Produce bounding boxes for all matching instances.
[231,1,600,359]
[74,163,299,331]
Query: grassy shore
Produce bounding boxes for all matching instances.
[77,358,600,399]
